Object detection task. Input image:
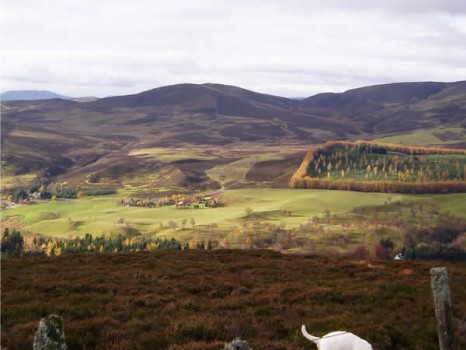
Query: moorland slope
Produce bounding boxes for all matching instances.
[1,81,465,193]
[2,250,466,350]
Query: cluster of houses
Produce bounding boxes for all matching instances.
[118,192,221,209]
[1,191,42,209]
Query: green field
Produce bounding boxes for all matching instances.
[2,189,465,253]
[375,127,465,146]
[205,154,284,187]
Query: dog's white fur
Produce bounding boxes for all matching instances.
[301,325,372,350]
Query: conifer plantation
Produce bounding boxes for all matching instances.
[290,141,466,193]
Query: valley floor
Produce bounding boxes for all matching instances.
[1,189,465,255]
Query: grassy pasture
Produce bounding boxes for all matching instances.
[2,189,465,252]
[376,127,465,146]
[205,154,284,187]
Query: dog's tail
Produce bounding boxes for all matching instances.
[301,325,320,343]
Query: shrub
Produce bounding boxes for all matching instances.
[82,188,117,196]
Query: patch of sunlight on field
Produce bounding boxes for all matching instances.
[1,173,37,191]
[8,130,69,141]
[430,193,466,217]
[222,189,406,226]
[27,219,81,238]
[206,155,284,186]
[376,127,465,146]
[118,168,185,196]
[128,147,216,162]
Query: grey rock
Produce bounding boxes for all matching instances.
[33,314,67,350]
[224,338,250,350]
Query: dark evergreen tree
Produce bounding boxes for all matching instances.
[1,228,24,256]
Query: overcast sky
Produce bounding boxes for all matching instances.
[1,0,466,97]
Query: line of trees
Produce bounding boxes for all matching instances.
[5,179,116,204]
[322,140,466,156]
[34,234,185,256]
[401,244,466,261]
[400,225,466,261]
[0,229,196,257]
[290,177,466,194]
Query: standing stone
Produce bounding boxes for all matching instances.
[33,314,67,350]
[430,267,455,350]
[224,338,250,350]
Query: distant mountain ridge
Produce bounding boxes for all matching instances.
[0,90,99,102]
[2,81,465,137]
[0,90,70,101]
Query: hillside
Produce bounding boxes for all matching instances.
[1,81,465,193]
[295,81,466,134]
[2,251,466,349]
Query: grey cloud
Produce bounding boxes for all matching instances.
[1,0,465,97]
[268,0,466,15]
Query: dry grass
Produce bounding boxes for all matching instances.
[2,250,466,349]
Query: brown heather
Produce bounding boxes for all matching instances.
[289,141,466,193]
[2,250,466,349]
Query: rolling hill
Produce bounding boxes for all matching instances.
[1,81,465,193]
[294,81,466,133]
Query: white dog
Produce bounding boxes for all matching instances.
[301,325,372,350]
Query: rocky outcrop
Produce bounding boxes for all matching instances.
[33,314,67,350]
